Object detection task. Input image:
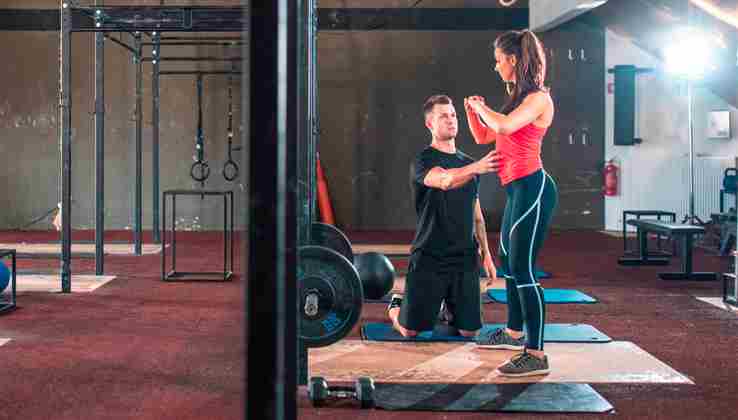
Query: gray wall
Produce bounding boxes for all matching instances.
[317,30,511,230]
[0,21,244,230]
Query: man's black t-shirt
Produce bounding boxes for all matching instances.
[410,146,480,272]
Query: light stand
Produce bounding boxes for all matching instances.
[664,27,716,226]
[682,79,705,225]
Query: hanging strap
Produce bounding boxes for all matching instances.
[223,67,239,182]
[190,74,210,184]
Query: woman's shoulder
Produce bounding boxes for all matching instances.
[525,89,551,102]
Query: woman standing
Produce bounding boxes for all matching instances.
[464,29,558,377]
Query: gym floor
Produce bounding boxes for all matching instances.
[1,229,737,419]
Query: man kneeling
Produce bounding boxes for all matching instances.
[388,95,498,337]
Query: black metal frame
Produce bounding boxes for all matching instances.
[0,249,17,315]
[58,1,244,291]
[723,273,737,308]
[161,190,234,282]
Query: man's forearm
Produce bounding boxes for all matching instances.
[439,165,478,190]
[475,217,491,257]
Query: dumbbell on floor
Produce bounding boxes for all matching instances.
[308,376,375,409]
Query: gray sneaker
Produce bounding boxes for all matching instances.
[497,352,550,377]
[475,328,525,350]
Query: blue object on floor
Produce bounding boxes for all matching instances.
[0,261,9,293]
[486,288,597,304]
[361,322,611,343]
[492,265,552,279]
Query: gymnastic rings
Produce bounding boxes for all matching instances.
[222,159,239,182]
[190,160,211,183]
[222,133,239,182]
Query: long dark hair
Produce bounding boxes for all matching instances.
[494,30,547,114]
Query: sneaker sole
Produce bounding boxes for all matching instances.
[476,343,524,350]
[496,368,550,377]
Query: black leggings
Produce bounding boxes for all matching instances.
[498,169,558,351]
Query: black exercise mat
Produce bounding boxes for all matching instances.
[374,382,613,412]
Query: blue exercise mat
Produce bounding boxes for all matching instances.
[486,288,597,304]
[361,322,611,343]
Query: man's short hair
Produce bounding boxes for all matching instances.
[423,95,452,118]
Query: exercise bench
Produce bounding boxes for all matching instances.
[618,220,717,281]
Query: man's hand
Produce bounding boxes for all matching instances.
[52,209,62,232]
[473,150,503,175]
[480,252,496,281]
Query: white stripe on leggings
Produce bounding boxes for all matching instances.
[529,171,547,349]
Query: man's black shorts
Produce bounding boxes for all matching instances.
[398,269,483,332]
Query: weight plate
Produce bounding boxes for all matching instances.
[355,376,375,409]
[299,245,363,348]
[308,376,329,407]
[311,222,354,263]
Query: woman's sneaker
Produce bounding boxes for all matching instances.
[497,352,550,377]
[475,328,525,350]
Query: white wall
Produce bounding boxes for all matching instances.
[605,29,738,231]
[529,0,608,31]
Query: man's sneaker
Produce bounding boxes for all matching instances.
[387,294,403,315]
[475,328,525,350]
[497,352,550,377]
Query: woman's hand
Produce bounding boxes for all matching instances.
[465,96,486,113]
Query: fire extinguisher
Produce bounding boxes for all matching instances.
[603,159,619,197]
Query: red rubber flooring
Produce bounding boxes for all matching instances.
[0,229,736,419]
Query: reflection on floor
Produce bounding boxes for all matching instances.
[695,296,738,313]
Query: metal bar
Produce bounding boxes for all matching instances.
[70,7,243,32]
[142,41,242,46]
[152,32,161,244]
[103,34,136,54]
[159,70,242,75]
[134,33,143,255]
[160,36,242,41]
[248,0,298,418]
[95,1,105,275]
[687,80,696,225]
[228,191,231,273]
[308,0,318,235]
[317,7,528,30]
[161,193,166,279]
[172,195,177,270]
[2,8,528,31]
[60,0,73,294]
[142,56,241,62]
[223,194,227,278]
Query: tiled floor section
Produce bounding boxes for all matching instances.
[2,274,117,293]
[0,243,163,255]
[309,340,693,385]
[353,244,411,255]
